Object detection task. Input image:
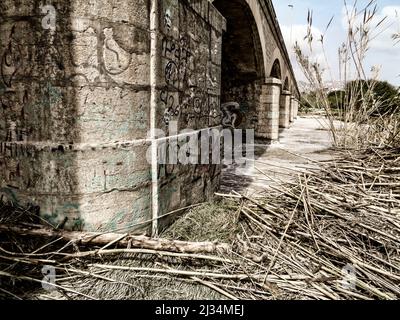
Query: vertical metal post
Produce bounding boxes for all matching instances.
[150,0,160,237]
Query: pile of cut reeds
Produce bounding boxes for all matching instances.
[0,147,399,300]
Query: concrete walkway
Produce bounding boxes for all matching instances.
[220,116,336,197]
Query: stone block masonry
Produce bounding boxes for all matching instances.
[0,0,153,232]
[290,96,296,124]
[152,0,226,233]
[279,90,291,129]
[0,0,225,234]
[0,0,300,234]
[293,99,299,120]
[257,78,281,140]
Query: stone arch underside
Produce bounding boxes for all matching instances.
[283,77,289,91]
[213,0,266,130]
[270,58,282,80]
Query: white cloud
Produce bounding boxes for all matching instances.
[372,6,400,51]
[281,24,330,81]
[382,6,400,18]
[275,1,400,85]
[281,24,326,63]
[341,4,400,52]
[339,4,400,84]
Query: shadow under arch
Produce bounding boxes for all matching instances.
[213,0,266,131]
[270,58,282,80]
[283,77,290,91]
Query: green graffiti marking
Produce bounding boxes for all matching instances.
[240,102,250,113]
[41,81,63,109]
[0,82,6,95]
[104,210,127,231]
[26,81,63,111]
[104,193,152,232]
[47,82,63,106]
[42,202,81,229]
[159,185,178,215]
[0,187,19,205]
[71,217,85,231]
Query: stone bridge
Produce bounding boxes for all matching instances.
[0,0,300,234]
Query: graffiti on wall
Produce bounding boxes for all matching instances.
[161,34,203,125]
[160,4,220,128]
[221,102,244,128]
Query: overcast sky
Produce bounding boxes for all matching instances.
[272,0,400,86]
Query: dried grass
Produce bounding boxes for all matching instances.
[162,200,239,242]
[295,0,400,149]
[1,145,399,300]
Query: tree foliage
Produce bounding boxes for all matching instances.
[300,80,400,114]
[345,80,400,114]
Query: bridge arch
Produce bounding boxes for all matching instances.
[213,0,268,129]
[213,0,270,78]
[270,58,282,80]
[283,77,290,91]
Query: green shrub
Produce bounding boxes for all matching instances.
[327,90,346,110]
[345,80,400,114]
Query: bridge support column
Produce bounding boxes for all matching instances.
[293,98,299,120]
[258,78,281,140]
[279,90,291,129]
[290,95,295,124]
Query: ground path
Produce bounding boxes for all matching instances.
[221,116,336,197]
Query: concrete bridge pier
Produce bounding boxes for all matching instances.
[279,90,291,129]
[257,78,281,140]
[0,0,300,234]
[293,98,299,120]
[290,95,296,124]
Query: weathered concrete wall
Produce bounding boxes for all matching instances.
[155,0,225,229]
[0,0,154,232]
[279,90,291,129]
[0,0,225,233]
[257,78,281,140]
[289,96,295,124]
[0,0,298,234]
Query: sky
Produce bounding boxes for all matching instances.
[272,0,400,87]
